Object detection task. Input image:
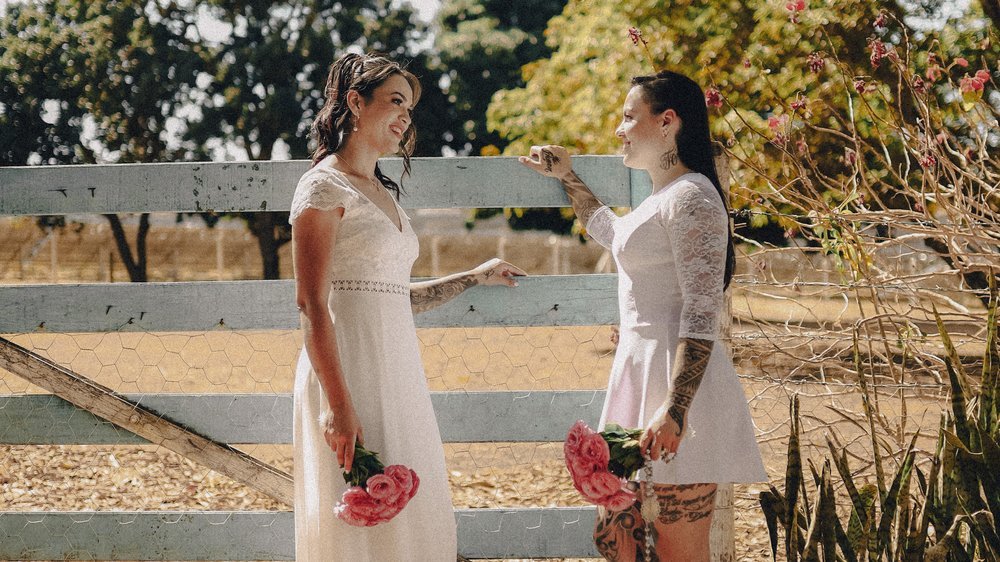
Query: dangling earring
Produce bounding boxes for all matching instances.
[352,113,359,132]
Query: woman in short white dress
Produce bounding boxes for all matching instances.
[521,70,767,561]
[289,53,523,562]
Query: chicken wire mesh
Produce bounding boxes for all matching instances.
[0,214,987,561]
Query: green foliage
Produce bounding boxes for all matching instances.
[342,442,385,488]
[486,0,999,238]
[760,276,1000,561]
[601,423,644,479]
[434,0,565,156]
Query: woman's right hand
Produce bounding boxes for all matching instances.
[322,403,364,473]
[519,145,573,179]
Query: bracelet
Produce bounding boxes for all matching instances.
[318,410,336,431]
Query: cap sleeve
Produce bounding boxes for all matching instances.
[288,171,359,225]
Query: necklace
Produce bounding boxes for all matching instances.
[335,154,379,193]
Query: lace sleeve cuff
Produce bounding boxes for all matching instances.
[585,206,616,249]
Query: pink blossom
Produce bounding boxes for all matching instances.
[366,474,402,505]
[705,87,724,109]
[580,432,611,467]
[874,11,888,29]
[785,0,806,23]
[912,77,927,94]
[604,490,638,512]
[335,487,383,527]
[795,139,808,155]
[627,27,645,47]
[925,64,943,82]
[869,38,887,68]
[743,58,752,69]
[919,152,936,168]
[580,471,624,501]
[790,94,808,111]
[844,147,857,166]
[854,78,867,95]
[975,69,991,83]
[960,73,986,105]
[807,52,825,74]
[954,57,969,68]
[565,420,589,455]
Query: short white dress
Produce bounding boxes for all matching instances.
[588,172,767,484]
[288,156,457,561]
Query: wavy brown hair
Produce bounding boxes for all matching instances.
[310,52,421,198]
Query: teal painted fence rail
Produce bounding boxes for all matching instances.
[0,156,664,560]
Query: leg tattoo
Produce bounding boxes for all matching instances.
[594,503,660,561]
[651,483,717,525]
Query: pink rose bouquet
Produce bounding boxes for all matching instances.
[564,420,645,511]
[333,443,419,527]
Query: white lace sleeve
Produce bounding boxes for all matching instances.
[585,206,617,249]
[288,173,358,225]
[664,182,728,340]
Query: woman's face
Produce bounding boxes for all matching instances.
[354,73,415,155]
[615,86,673,170]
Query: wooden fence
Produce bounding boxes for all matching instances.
[0,156,735,560]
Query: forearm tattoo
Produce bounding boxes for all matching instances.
[593,503,659,562]
[667,338,713,436]
[659,148,679,171]
[651,483,717,525]
[560,171,605,229]
[410,274,478,314]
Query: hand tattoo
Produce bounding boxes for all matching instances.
[667,338,713,436]
[541,148,559,173]
[659,148,679,171]
[410,274,477,314]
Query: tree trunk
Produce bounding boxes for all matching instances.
[981,0,1000,30]
[104,213,150,282]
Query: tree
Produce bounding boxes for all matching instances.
[182,0,448,279]
[486,0,998,229]
[433,0,566,156]
[0,0,204,281]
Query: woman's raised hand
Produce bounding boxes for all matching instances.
[472,258,526,287]
[519,145,573,179]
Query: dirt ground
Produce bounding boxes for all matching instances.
[0,215,963,561]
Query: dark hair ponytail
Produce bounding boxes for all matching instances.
[631,70,736,291]
[310,53,421,198]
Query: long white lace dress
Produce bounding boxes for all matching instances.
[587,172,767,484]
[288,157,457,561]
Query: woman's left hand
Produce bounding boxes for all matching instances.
[472,258,527,287]
[640,407,686,463]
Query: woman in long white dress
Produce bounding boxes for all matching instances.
[520,70,767,561]
[289,52,524,562]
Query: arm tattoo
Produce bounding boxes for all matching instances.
[666,338,713,436]
[560,171,605,228]
[409,274,478,314]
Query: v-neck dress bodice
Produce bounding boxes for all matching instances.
[287,158,457,561]
[587,173,767,484]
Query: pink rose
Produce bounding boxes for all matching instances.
[580,471,623,501]
[366,474,402,505]
[603,490,638,512]
[335,487,382,527]
[384,465,413,495]
[975,69,991,83]
[405,468,420,501]
[580,433,611,467]
[955,57,969,68]
[565,420,590,455]
[567,453,602,480]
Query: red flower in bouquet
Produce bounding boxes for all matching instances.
[333,443,419,527]
[564,421,645,511]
